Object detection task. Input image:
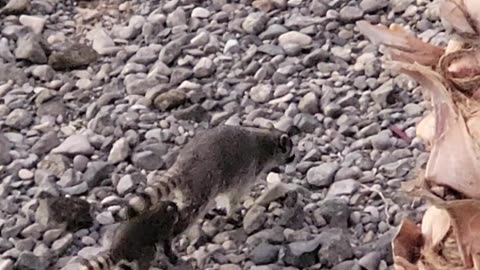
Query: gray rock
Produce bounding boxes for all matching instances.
[283,236,322,268]
[332,261,361,270]
[323,103,342,118]
[0,38,15,62]
[5,109,32,129]
[360,0,388,13]
[404,103,423,117]
[108,138,130,164]
[298,92,319,114]
[19,15,46,34]
[243,205,267,234]
[278,31,312,49]
[31,131,60,155]
[242,12,268,34]
[379,158,411,178]
[86,27,118,56]
[96,211,114,225]
[339,6,363,22]
[31,65,55,81]
[37,154,71,178]
[130,46,157,65]
[0,259,13,270]
[0,239,13,253]
[15,251,47,270]
[326,179,360,197]
[224,39,240,54]
[358,251,382,270]
[117,175,135,195]
[250,84,273,103]
[193,57,215,78]
[51,135,95,156]
[303,49,328,67]
[317,228,354,267]
[48,43,98,71]
[154,89,187,111]
[306,162,339,188]
[159,40,182,65]
[0,133,12,165]
[371,131,392,151]
[372,80,393,108]
[259,24,288,40]
[51,233,73,254]
[166,8,186,27]
[83,161,114,188]
[1,0,30,15]
[191,7,210,18]
[250,242,279,265]
[170,67,193,85]
[15,33,47,64]
[391,0,414,13]
[316,198,350,228]
[219,265,241,270]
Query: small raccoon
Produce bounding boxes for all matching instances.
[78,200,179,270]
[126,124,295,235]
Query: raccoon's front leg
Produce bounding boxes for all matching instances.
[223,190,248,223]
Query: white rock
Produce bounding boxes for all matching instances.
[191,7,211,18]
[18,169,34,180]
[51,135,95,156]
[86,27,119,55]
[250,84,273,103]
[278,31,312,49]
[19,15,46,34]
[108,138,130,164]
[116,175,134,195]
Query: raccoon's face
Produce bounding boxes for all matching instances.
[258,129,296,174]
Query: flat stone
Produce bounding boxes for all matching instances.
[19,15,46,34]
[278,31,312,49]
[242,12,268,34]
[51,135,95,156]
[306,162,339,188]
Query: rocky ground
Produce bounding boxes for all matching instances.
[0,0,446,269]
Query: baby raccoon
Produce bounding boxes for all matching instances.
[78,200,179,270]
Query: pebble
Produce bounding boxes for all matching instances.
[306,162,340,188]
[19,15,46,34]
[5,109,32,129]
[242,12,268,34]
[51,135,95,156]
[108,138,130,164]
[339,6,364,22]
[250,84,273,103]
[278,31,312,49]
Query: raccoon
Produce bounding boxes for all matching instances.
[78,200,179,270]
[126,124,295,235]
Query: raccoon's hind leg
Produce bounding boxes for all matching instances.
[162,240,178,265]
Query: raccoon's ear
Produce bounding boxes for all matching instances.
[279,134,292,154]
[166,202,178,213]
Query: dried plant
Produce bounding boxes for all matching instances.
[358,1,480,269]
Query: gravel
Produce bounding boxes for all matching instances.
[0,0,437,269]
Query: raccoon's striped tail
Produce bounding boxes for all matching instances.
[126,177,178,219]
[78,254,115,270]
[78,255,139,270]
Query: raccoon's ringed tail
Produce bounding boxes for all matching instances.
[127,180,177,217]
[79,254,114,270]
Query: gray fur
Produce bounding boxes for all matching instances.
[79,201,179,270]
[127,124,295,235]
